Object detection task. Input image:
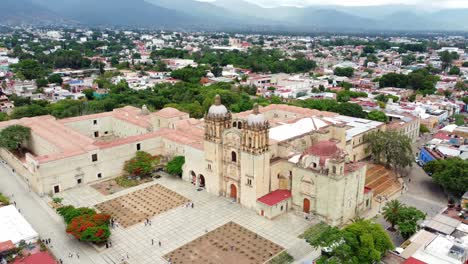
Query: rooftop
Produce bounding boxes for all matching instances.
[257,190,292,206]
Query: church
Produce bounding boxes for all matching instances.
[0,95,382,226]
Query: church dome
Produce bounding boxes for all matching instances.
[247,103,265,126]
[208,95,228,116]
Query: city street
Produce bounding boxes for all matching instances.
[0,161,104,264]
[374,136,447,247]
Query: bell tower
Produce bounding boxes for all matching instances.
[204,95,232,143]
[204,95,232,195]
[241,104,269,154]
[239,103,271,208]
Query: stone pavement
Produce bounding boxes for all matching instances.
[57,175,317,264]
[0,160,318,264]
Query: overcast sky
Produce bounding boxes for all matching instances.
[202,0,468,8]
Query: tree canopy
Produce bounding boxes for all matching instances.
[57,205,111,243]
[366,131,413,172]
[382,200,426,239]
[0,125,31,151]
[334,67,354,77]
[378,69,439,95]
[424,158,468,197]
[123,151,159,177]
[367,110,388,123]
[166,156,185,176]
[307,220,393,264]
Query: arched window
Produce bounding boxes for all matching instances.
[238,122,242,129]
[332,166,336,174]
[248,137,252,148]
[233,122,237,128]
[231,151,237,162]
[313,162,317,168]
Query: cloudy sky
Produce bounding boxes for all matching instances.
[202,0,468,8]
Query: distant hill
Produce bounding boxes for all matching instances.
[0,0,71,25]
[4,0,468,32]
[32,0,197,28]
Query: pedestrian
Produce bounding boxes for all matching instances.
[408,178,411,183]
[76,253,79,259]
[59,259,63,264]
[106,242,109,248]
[191,203,194,208]
[158,240,161,247]
[151,239,154,245]
[48,238,51,244]
[149,220,152,226]
[126,253,129,259]
[13,201,16,206]
[109,241,112,247]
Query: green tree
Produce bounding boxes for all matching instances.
[36,78,48,88]
[363,45,375,54]
[0,112,9,121]
[48,74,63,85]
[0,125,31,151]
[11,104,48,119]
[82,88,95,101]
[366,131,413,172]
[11,59,47,80]
[419,124,430,134]
[397,206,426,239]
[439,51,459,70]
[449,66,460,75]
[334,103,366,118]
[166,156,185,176]
[333,67,354,77]
[308,220,393,264]
[367,110,388,123]
[382,200,404,231]
[212,65,223,77]
[123,151,159,177]
[424,158,468,197]
[454,114,465,126]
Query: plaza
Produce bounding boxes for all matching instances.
[163,221,283,264]
[95,184,190,228]
[0,161,319,264]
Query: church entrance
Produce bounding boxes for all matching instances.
[303,198,310,214]
[199,175,205,188]
[230,184,237,201]
[190,171,196,185]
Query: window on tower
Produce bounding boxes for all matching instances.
[231,151,237,162]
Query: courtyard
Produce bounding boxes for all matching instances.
[163,221,284,264]
[0,160,319,264]
[95,184,190,228]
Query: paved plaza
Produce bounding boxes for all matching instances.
[164,221,283,264]
[95,184,190,228]
[0,161,319,264]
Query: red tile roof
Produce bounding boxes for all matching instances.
[257,190,292,206]
[0,240,15,252]
[403,257,427,264]
[13,252,56,264]
[304,140,339,157]
[433,131,450,141]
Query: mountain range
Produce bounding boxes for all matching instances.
[1,0,468,32]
